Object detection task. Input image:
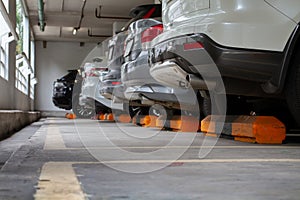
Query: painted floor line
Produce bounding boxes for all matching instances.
[97,158,300,164]
[39,159,300,166]
[34,162,85,200]
[44,125,66,150]
[43,145,300,151]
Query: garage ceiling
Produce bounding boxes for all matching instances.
[25,0,155,42]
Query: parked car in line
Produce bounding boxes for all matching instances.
[149,0,300,126]
[74,59,112,118]
[52,69,82,110]
[100,4,162,105]
[100,32,127,101]
[114,18,197,118]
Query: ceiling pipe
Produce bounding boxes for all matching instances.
[37,0,45,31]
[73,0,87,34]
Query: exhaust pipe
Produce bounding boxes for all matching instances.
[186,74,216,90]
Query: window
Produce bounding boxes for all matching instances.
[29,78,35,99]
[15,0,34,95]
[15,55,28,94]
[16,0,24,55]
[29,40,36,99]
[0,36,5,78]
[0,35,8,79]
[15,0,27,94]
[0,0,10,80]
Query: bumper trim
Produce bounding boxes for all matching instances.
[150,60,189,89]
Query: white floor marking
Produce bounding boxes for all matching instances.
[36,159,300,166]
[98,158,300,164]
[34,162,85,200]
[43,145,300,151]
[44,125,66,150]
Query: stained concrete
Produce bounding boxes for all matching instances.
[0,118,299,200]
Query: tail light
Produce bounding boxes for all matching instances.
[85,68,107,77]
[183,42,204,51]
[111,81,121,85]
[141,24,163,44]
[85,72,97,77]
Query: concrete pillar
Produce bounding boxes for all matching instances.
[8,0,17,109]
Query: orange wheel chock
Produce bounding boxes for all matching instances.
[116,114,132,123]
[66,113,76,119]
[201,115,286,144]
[170,116,200,132]
[106,113,114,121]
[98,114,106,120]
[142,115,158,127]
[232,116,286,144]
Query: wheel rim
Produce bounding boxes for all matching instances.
[75,104,93,117]
[129,106,140,118]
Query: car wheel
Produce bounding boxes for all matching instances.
[201,97,212,117]
[149,104,167,117]
[72,94,95,118]
[128,105,151,118]
[200,95,222,117]
[128,106,141,118]
[286,50,300,126]
[198,90,224,118]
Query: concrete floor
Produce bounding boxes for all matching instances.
[0,118,300,200]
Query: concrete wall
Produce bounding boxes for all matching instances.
[0,77,13,109]
[35,41,96,112]
[0,110,40,140]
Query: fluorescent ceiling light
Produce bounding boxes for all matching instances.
[73,28,77,35]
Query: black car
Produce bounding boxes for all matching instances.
[52,69,82,110]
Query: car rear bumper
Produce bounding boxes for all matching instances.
[149,33,283,94]
[100,86,114,100]
[149,34,216,89]
[123,84,178,102]
[121,52,157,87]
[99,79,122,100]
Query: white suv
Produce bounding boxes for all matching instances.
[74,61,111,118]
[149,0,300,126]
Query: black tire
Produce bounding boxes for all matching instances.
[201,94,250,117]
[128,106,141,118]
[72,94,95,118]
[94,100,112,115]
[286,51,300,127]
[200,95,223,117]
[201,97,212,117]
[128,106,151,118]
